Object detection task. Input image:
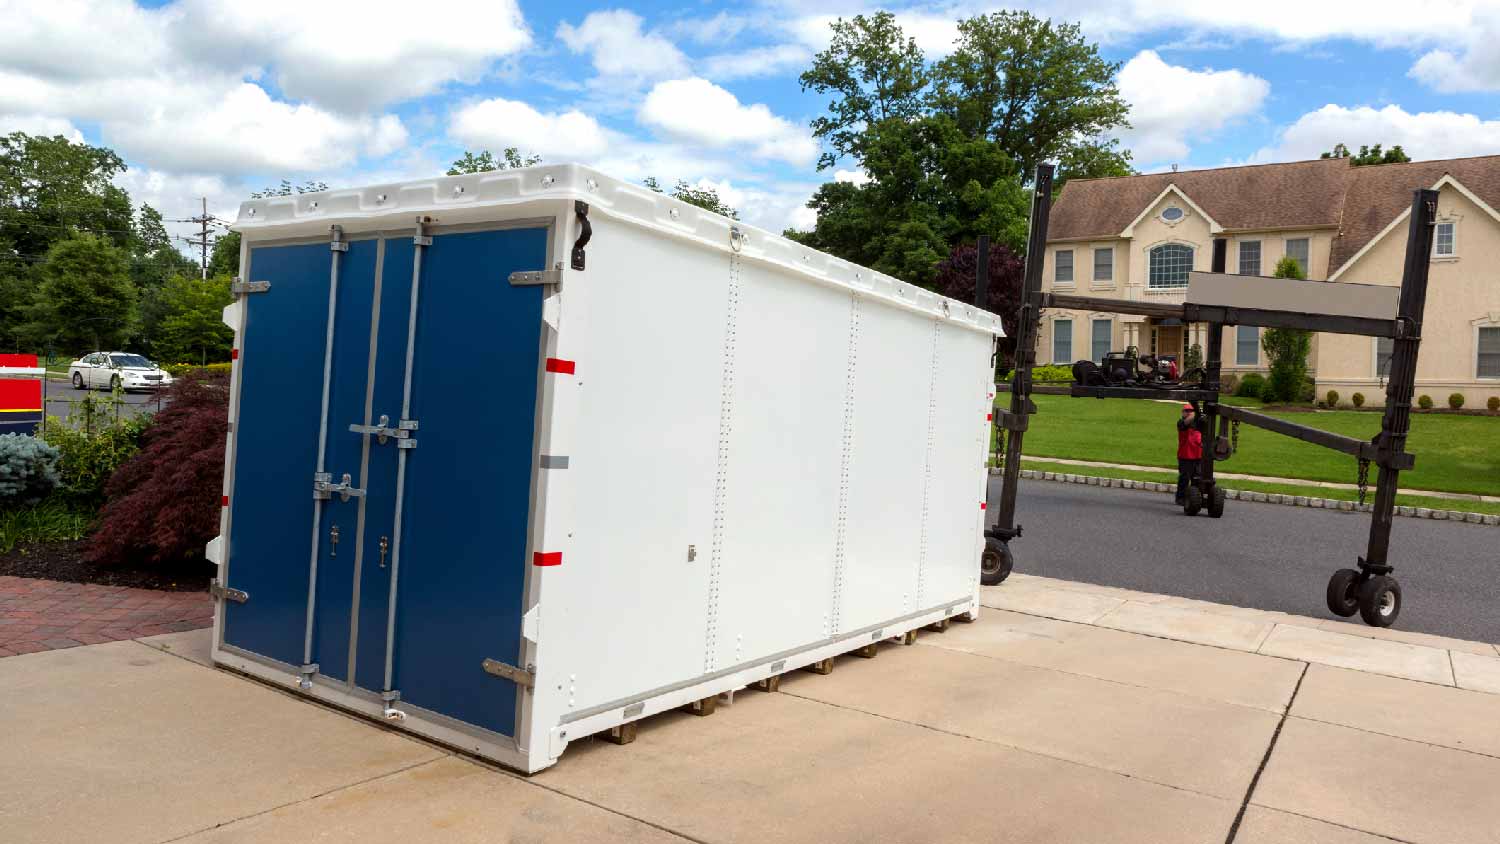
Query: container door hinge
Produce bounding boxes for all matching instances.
[313,472,365,501]
[349,415,417,447]
[230,278,270,295]
[481,658,536,688]
[570,201,591,271]
[509,267,563,286]
[329,224,348,253]
[209,578,248,604]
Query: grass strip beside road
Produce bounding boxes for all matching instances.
[1019,458,1500,517]
[1002,394,1500,498]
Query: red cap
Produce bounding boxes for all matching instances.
[1182,403,1194,410]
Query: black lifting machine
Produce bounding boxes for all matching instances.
[980,163,1437,629]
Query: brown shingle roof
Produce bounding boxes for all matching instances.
[1048,154,1500,274]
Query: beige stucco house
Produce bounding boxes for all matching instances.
[1038,155,1500,407]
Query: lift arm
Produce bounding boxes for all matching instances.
[1216,404,1414,470]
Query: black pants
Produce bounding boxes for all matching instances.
[1176,458,1198,503]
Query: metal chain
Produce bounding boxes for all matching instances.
[995,430,1007,468]
[1231,419,1240,454]
[1357,458,1370,506]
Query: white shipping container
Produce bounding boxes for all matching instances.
[209,164,1002,772]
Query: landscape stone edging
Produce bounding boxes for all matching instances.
[991,467,1500,527]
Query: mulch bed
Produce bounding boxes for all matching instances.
[0,539,210,592]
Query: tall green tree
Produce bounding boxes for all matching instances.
[643,177,739,219]
[930,11,1131,180]
[0,132,135,258]
[1320,143,1411,166]
[251,180,328,198]
[150,274,234,364]
[447,148,541,175]
[800,12,930,170]
[1261,256,1312,403]
[207,230,241,278]
[25,234,137,353]
[129,204,196,289]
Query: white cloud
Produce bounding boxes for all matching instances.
[700,45,812,81]
[1253,104,1500,163]
[0,114,83,142]
[834,168,871,186]
[668,11,754,45]
[171,0,532,112]
[1407,7,1500,92]
[639,78,817,165]
[557,10,691,84]
[1116,50,1269,165]
[449,98,611,161]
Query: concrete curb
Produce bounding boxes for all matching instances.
[990,467,1500,527]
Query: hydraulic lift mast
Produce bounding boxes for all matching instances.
[980,166,1437,628]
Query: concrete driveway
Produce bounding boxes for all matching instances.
[4,577,1499,844]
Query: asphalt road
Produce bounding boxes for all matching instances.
[988,476,1500,643]
[42,382,165,421]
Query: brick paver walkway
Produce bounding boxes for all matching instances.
[0,575,212,657]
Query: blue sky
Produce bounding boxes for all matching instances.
[3,0,1498,242]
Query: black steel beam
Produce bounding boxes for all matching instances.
[1071,385,1222,402]
[1216,404,1415,470]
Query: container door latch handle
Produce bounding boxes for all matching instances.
[313,472,365,502]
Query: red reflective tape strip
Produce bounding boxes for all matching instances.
[221,495,229,507]
[545,358,575,374]
[231,348,239,360]
[986,413,993,421]
[533,551,563,567]
[980,502,987,510]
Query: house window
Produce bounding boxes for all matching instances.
[1093,247,1113,282]
[1285,238,1310,275]
[1375,336,1394,379]
[1480,327,1500,379]
[1236,326,1259,366]
[1238,241,1261,276]
[1053,319,1073,363]
[1161,206,1185,222]
[1435,222,1456,257]
[1148,244,1194,289]
[1091,319,1112,362]
[1055,250,1074,283]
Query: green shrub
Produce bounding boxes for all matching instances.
[1488,396,1499,412]
[1418,394,1433,410]
[1183,343,1203,374]
[1219,373,1239,394]
[1448,393,1465,410]
[1031,364,1074,383]
[163,361,232,377]
[0,497,91,553]
[1325,390,1339,407]
[0,434,61,506]
[1235,372,1266,398]
[41,396,152,504]
[1352,392,1365,408]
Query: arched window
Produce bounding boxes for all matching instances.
[1149,244,1194,289]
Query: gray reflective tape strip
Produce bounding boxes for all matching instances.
[539,455,569,469]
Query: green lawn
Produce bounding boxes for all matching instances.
[1000,394,1500,497]
[1020,458,1500,516]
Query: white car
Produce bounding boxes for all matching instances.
[69,352,174,392]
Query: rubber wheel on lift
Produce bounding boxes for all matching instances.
[980,536,1014,586]
[1184,485,1203,516]
[1358,575,1402,628]
[1207,486,1226,518]
[72,372,85,390]
[1325,568,1361,618]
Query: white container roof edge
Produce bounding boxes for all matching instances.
[232,163,1005,337]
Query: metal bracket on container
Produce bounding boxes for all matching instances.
[313,472,365,502]
[349,414,415,446]
[414,216,432,247]
[297,663,319,690]
[230,278,271,295]
[209,578,248,604]
[329,224,349,253]
[729,226,745,253]
[570,201,591,271]
[481,658,536,688]
[509,268,563,286]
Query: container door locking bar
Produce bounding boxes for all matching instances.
[209,578,248,604]
[481,658,536,688]
[348,415,419,448]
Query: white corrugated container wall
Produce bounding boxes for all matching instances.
[210,164,1002,772]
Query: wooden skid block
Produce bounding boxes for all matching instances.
[954,610,978,623]
[901,630,918,645]
[684,696,718,716]
[756,675,782,692]
[927,618,951,633]
[853,643,879,658]
[804,658,835,675]
[601,722,638,745]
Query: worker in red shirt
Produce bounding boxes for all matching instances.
[1175,403,1203,505]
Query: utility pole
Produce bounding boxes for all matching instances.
[175,198,224,279]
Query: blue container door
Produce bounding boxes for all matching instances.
[223,238,380,669]
[352,226,548,738]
